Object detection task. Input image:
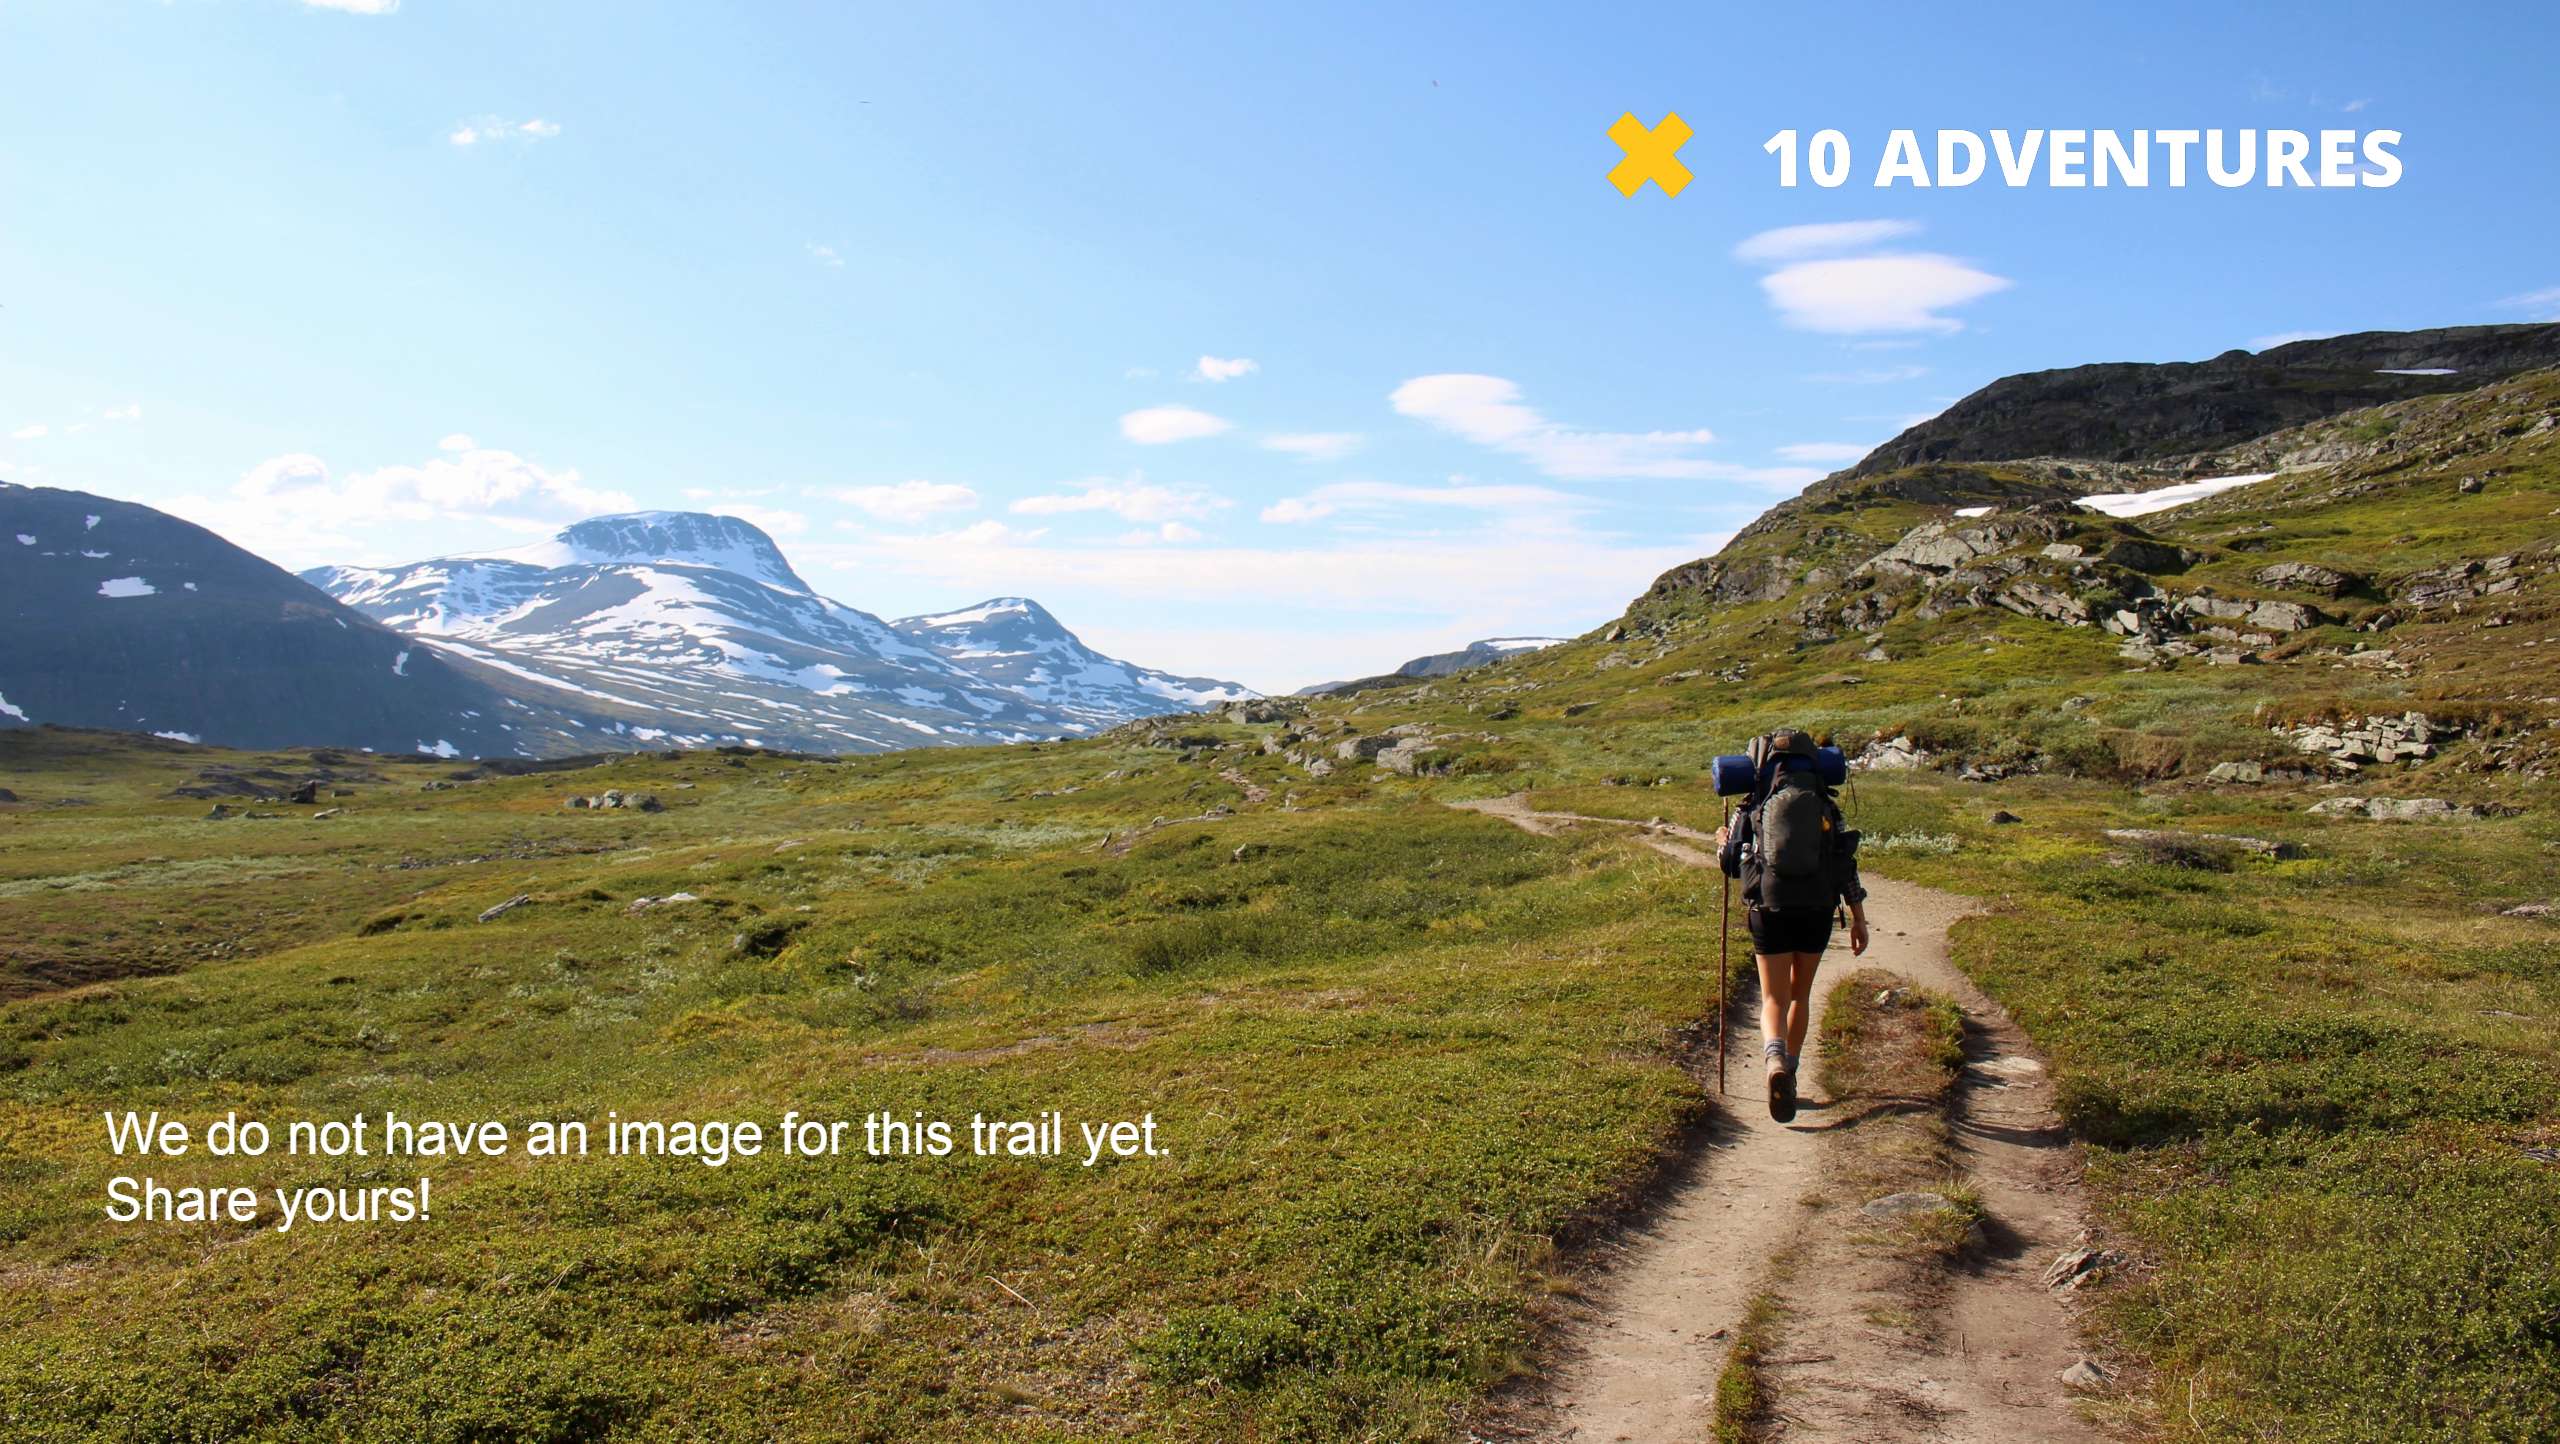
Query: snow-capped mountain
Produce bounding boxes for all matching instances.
[306,513,1251,753]
[0,482,599,755]
[892,598,1256,731]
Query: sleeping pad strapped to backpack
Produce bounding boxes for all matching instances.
[1738,731,1857,914]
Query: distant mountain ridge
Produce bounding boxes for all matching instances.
[0,481,597,755]
[306,512,1252,752]
[1296,636,1568,697]
[891,597,1252,731]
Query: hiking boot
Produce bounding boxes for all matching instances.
[1765,1047,1797,1123]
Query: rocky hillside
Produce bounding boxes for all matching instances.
[0,482,602,755]
[1277,356,2559,798]
[1852,323,2560,475]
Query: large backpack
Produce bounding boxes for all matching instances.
[1740,732,1854,914]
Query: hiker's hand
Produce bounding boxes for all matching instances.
[1714,825,1730,850]
[1850,918,1870,955]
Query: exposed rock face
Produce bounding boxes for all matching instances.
[1851,325,2560,474]
[2307,796,2497,821]
[2394,555,2532,611]
[1855,735,1932,771]
[2281,713,2447,767]
[2255,561,2359,597]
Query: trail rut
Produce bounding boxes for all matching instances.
[1452,795,2102,1443]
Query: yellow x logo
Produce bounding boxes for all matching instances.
[1607,110,1692,197]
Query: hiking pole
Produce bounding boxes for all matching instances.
[1717,802,1730,1096]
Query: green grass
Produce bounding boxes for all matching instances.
[3,370,2556,1440]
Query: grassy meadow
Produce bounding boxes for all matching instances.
[6,373,2558,1441]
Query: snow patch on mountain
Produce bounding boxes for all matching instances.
[2079,473,2275,518]
[97,576,156,598]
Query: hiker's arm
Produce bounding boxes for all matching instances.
[1714,819,1744,878]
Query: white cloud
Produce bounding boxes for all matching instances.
[99,402,142,422]
[1193,355,1258,383]
[807,243,844,269]
[1260,480,1581,526]
[450,118,560,147]
[1758,254,2010,334]
[1119,405,1231,445]
[301,0,399,12]
[437,432,475,452]
[1261,431,1363,462]
[1120,521,1205,544]
[2250,329,2341,350]
[1732,219,1922,264]
[2341,98,2371,113]
[9,425,44,441]
[163,440,635,570]
[720,504,806,537]
[1389,373,1811,485]
[789,520,1727,692]
[2497,286,2560,321]
[1806,364,1928,385]
[1774,442,1872,464]
[1260,496,1336,524]
[1012,479,1223,524]
[827,480,980,525]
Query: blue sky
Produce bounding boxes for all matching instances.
[4,1,2554,689]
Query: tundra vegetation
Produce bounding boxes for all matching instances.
[4,367,2558,1441]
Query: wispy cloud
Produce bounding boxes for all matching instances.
[1759,254,2009,335]
[2497,285,2560,322]
[1773,442,1871,464]
[163,440,635,569]
[1193,355,1257,383]
[1261,431,1362,462]
[826,480,980,525]
[1735,220,2007,336]
[301,0,399,13]
[806,243,844,269]
[1012,478,1224,523]
[1389,373,1812,485]
[10,424,46,441]
[2341,97,2372,113]
[1732,219,1921,265]
[1119,405,1230,445]
[449,117,561,147]
[1806,363,1928,385]
[1258,479,1581,525]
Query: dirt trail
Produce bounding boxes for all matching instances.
[1452,795,2099,1444]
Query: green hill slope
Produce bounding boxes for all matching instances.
[2,353,2554,1441]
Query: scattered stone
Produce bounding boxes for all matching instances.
[1987,809,2023,825]
[2308,796,2497,821]
[2060,1360,2114,1388]
[2458,475,2484,495]
[2205,760,2264,784]
[420,780,456,791]
[1855,735,1932,772]
[2503,902,2555,920]
[1230,843,1266,863]
[0,788,17,803]
[2043,1245,2126,1291]
[2281,710,2449,766]
[2254,561,2357,597]
[310,808,342,820]
[477,894,533,923]
[205,803,235,820]
[287,779,322,805]
[626,892,700,914]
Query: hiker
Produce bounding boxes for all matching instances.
[1714,730,1868,1123]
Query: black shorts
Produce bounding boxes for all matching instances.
[1746,906,1834,956]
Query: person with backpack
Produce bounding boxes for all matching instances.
[1714,730,1869,1122]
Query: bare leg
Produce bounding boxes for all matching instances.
[1783,954,1823,1073]
[1755,952,1793,1061]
